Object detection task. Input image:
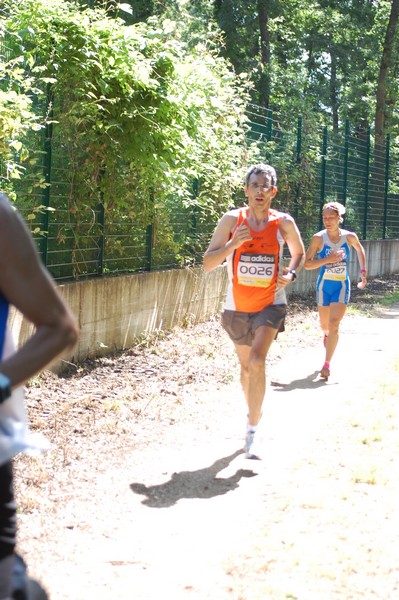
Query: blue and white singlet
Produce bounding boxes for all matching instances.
[316,229,351,306]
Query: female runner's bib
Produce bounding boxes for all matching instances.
[319,230,350,282]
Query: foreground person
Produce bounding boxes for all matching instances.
[0,192,79,599]
[203,164,304,459]
[304,201,367,380]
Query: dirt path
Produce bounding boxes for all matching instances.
[14,282,399,600]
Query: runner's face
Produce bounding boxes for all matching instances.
[323,208,340,229]
[244,173,277,211]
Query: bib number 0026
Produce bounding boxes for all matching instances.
[237,253,275,287]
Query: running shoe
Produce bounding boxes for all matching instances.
[245,430,261,459]
[320,364,330,379]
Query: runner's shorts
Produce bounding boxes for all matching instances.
[221,304,287,346]
[316,276,350,306]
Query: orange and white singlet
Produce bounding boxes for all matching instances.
[224,207,287,312]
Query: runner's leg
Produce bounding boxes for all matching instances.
[234,325,277,426]
[318,305,330,337]
[234,343,250,408]
[325,302,346,364]
[0,462,16,600]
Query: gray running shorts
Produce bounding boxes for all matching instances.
[221,304,287,346]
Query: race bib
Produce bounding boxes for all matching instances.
[237,253,275,287]
[323,261,347,281]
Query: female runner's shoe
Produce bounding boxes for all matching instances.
[320,364,330,379]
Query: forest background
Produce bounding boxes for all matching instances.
[1,0,399,280]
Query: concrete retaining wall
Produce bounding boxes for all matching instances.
[9,239,399,370]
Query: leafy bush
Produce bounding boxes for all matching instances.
[1,0,256,277]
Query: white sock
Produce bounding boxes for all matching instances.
[247,423,257,433]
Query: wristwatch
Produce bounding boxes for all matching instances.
[0,373,12,404]
[289,269,297,281]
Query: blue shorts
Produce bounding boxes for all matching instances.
[316,276,350,306]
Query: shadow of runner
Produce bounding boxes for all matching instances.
[130,448,257,508]
[270,370,338,391]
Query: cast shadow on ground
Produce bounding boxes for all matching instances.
[271,370,338,392]
[130,448,257,508]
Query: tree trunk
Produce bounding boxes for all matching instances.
[257,0,271,107]
[374,0,399,145]
[329,48,339,134]
[371,0,399,226]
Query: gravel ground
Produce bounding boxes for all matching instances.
[13,273,399,600]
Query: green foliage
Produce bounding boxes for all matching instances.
[2,0,398,280]
[4,0,252,212]
[1,0,257,277]
[0,51,44,189]
[105,2,399,140]
[212,0,399,136]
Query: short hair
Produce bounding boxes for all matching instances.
[245,164,277,187]
[323,201,345,223]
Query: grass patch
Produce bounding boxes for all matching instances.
[378,290,399,306]
[346,303,373,317]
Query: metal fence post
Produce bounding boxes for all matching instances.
[342,119,350,206]
[319,126,328,228]
[40,83,54,268]
[146,223,154,271]
[383,133,390,239]
[146,193,154,271]
[98,198,105,276]
[294,115,302,221]
[192,178,198,230]
[266,109,273,141]
[362,127,371,240]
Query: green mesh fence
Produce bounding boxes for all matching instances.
[1,27,399,282]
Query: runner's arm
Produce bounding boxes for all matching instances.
[303,234,325,270]
[304,233,345,270]
[203,213,250,272]
[348,232,367,288]
[277,216,305,286]
[0,194,79,388]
